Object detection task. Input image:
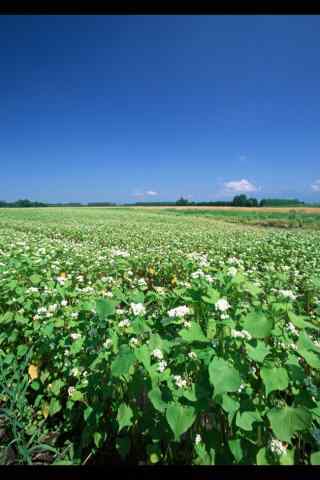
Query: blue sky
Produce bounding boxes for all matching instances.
[1,14,320,203]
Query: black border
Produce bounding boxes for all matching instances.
[1,465,320,477]
[0,3,320,14]
[1,4,320,476]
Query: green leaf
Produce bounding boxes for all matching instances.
[217,394,240,416]
[50,379,65,396]
[111,345,135,377]
[236,410,262,431]
[297,331,320,369]
[279,449,295,465]
[297,331,320,353]
[228,438,243,463]
[311,452,320,465]
[182,383,197,402]
[298,350,320,369]
[117,403,133,432]
[134,344,151,371]
[148,387,167,413]
[84,406,94,422]
[242,311,273,338]
[30,274,41,285]
[116,436,131,459]
[256,447,271,465]
[245,282,262,297]
[288,311,319,331]
[246,340,270,363]
[30,380,40,391]
[70,338,84,355]
[17,344,29,358]
[165,403,196,441]
[93,432,103,448]
[179,322,208,343]
[96,298,115,319]
[206,317,217,340]
[201,288,220,304]
[70,390,83,402]
[267,407,312,443]
[48,398,61,416]
[209,357,241,397]
[260,366,289,396]
[130,290,145,304]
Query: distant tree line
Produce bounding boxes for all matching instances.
[0,196,308,208]
[132,195,306,208]
[0,199,48,208]
[0,200,117,208]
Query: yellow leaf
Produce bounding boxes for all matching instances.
[28,364,39,380]
[42,402,49,419]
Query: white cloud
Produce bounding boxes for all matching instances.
[145,190,158,196]
[311,180,320,192]
[223,179,257,193]
[132,191,145,198]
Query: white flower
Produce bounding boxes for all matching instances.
[103,339,112,349]
[154,286,165,295]
[279,290,297,301]
[183,320,192,328]
[70,333,81,340]
[269,438,287,456]
[71,312,79,319]
[188,351,197,360]
[68,386,76,397]
[129,337,139,347]
[28,287,39,293]
[116,308,125,315]
[106,291,113,298]
[111,248,130,258]
[191,270,204,279]
[56,275,67,284]
[37,307,47,315]
[238,383,245,393]
[152,348,163,360]
[119,319,130,328]
[61,300,68,307]
[131,303,146,316]
[195,434,202,445]
[231,329,252,340]
[228,267,237,277]
[287,322,299,336]
[71,367,80,377]
[228,257,240,265]
[215,298,231,312]
[157,360,167,373]
[174,375,187,389]
[168,305,191,318]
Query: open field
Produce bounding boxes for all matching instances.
[141,206,320,230]
[135,206,320,213]
[0,207,320,465]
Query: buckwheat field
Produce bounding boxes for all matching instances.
[0,207,320,465]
